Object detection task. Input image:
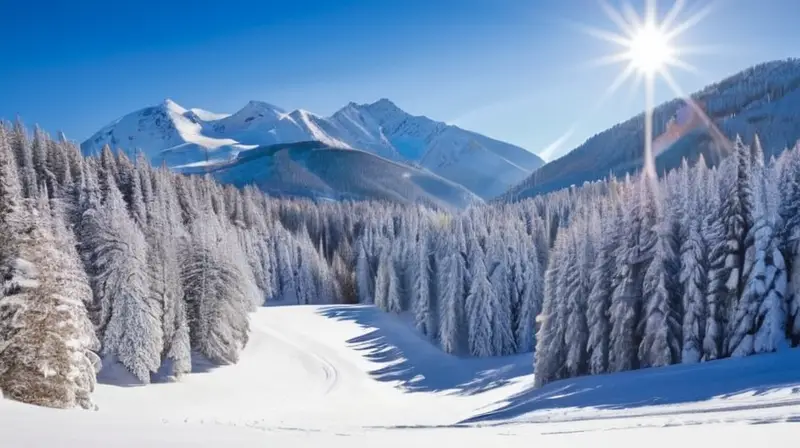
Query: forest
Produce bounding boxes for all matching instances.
[1,119,799,409]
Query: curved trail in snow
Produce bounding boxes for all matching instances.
[4,304,800,446]
[84,304,800,437]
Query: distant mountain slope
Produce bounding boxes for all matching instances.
[82,99,543,199]
[504,59,800,201]
[183,141,482,210]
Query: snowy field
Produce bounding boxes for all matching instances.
[2,304,799,446]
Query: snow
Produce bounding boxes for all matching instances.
[189,108,231,121]
[81,98,544,199]
[2,304,798,446]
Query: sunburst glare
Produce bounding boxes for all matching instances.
[581,0,720,182]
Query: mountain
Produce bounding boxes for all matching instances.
[503,59,800,201]
[81,98,543,199]
[183,141,481,209]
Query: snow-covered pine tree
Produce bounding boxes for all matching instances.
[703,165,727,361]
[533,232,568,387]
[680,157,709,363]
[564,224,591,377]
[515,241,543,354]
[586,198,619,374]
[731,145,788,356]
[466,234,494,357]
[80,168,162,383]
[487,231,515,355]
[355,241,374,304]
[608,176,652,373]
[720,138,755,357]
[0,125,24,275]
[148,170,190,378]
[374,244,391,312]
[0,199,99,409]
[438,233,466,354]
[181,214,250,365]
[778,144,800,345]
[639,211,682,368]
[412,226,434,337]
[385,242,404,314]
[753,158,788,355]
[9,120,37,198]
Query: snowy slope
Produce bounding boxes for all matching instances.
[2,304,798,446]
[505,59,800,200]
[81,99,543,199]
[192,141,482,209]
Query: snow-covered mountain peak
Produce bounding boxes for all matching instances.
[83,97,544,199]
[162,98,187,114]
[241,100,287,115]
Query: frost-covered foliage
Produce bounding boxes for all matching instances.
[0,198,99,410]
[3,119,800,408]
[533,136,800,388]
[0,123,355,408]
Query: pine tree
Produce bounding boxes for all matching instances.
[721,138,755,356]
[0,126,24,273]
[355,241,374,304]
[81,169,161,383]
[439,241,465,354]
[412,228,434,337]
[608,177,653,373]
[778,145,800,345]
[639,217,682,368]
[386,243,404,314]
[564,227,591,377]
[466,235,494,357]
[0,201,99,409]
[680,158,708,363]
[487,232,515,355]
[516,243,543,354]
[533,234,567,387]
[148,173,190,378]
[374,246,391,311]
[586,200,618,374]
[181,216,250,365]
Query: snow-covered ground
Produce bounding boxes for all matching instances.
[2,304,798,446]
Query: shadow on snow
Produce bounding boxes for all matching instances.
[462,347,800,424]
[98,352,224,387]
[317,305,532,396]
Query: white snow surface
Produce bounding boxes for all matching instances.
[81,99,544,199]
[2,304,799,446]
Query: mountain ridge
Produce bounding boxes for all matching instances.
[503,58,800,201]
[82,98,544,199]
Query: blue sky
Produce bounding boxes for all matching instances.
[1,0,798,161]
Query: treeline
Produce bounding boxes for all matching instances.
[0,122,350,409]
[533,137,800,387]
[5,118,795,410]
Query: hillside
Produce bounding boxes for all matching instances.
[188,141,482,209]
[81,98,543,199]
[504,59,800,200]
[2,305,797,446]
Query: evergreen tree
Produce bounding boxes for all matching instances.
[466,235,494,357]
[0,201,99,409]
[679,158,708,363]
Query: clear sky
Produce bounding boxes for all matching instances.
[1,0,798,161]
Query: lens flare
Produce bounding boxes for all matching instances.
[579,0,722,185]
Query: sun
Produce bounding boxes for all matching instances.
[576,0,722,189]
[627,23,674,75]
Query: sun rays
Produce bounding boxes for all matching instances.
[580,0,721,180]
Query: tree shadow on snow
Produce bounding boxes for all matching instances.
[317,305,532,396]
[98,352,224,386]
[462,348,800,424]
